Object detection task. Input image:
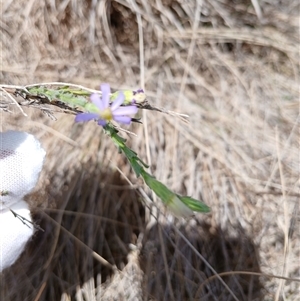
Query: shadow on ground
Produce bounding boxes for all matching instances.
[1,168,262,301]
[1,167,144,301]
[140,221,263,301]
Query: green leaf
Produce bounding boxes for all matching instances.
[103,122,210,217]
[179,196,210,213]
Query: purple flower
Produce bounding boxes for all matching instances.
[75,83,138,126]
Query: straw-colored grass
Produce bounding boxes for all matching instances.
[0,0,299,300]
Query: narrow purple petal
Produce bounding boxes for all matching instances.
[112,105,138,116]
[110,92,125,111]
[97,119,107,126]
[113,115,132,124]
[100,83,110,109]
[90,93,104,111]
[75,113,99,123]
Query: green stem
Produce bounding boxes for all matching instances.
[104,124,210,216]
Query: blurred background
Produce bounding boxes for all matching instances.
[0,0,299,300]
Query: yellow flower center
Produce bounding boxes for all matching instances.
[99,108,113,121]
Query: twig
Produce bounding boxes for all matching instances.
[10,209,44,232]
[0,86,27,116]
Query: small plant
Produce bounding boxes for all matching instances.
[1,82,210,217]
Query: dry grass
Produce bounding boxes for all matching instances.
[0,0,299,300]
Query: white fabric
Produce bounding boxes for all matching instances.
[0,201,34,272]
[0,131,46,272]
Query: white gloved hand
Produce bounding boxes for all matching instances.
[0,131,46,272]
